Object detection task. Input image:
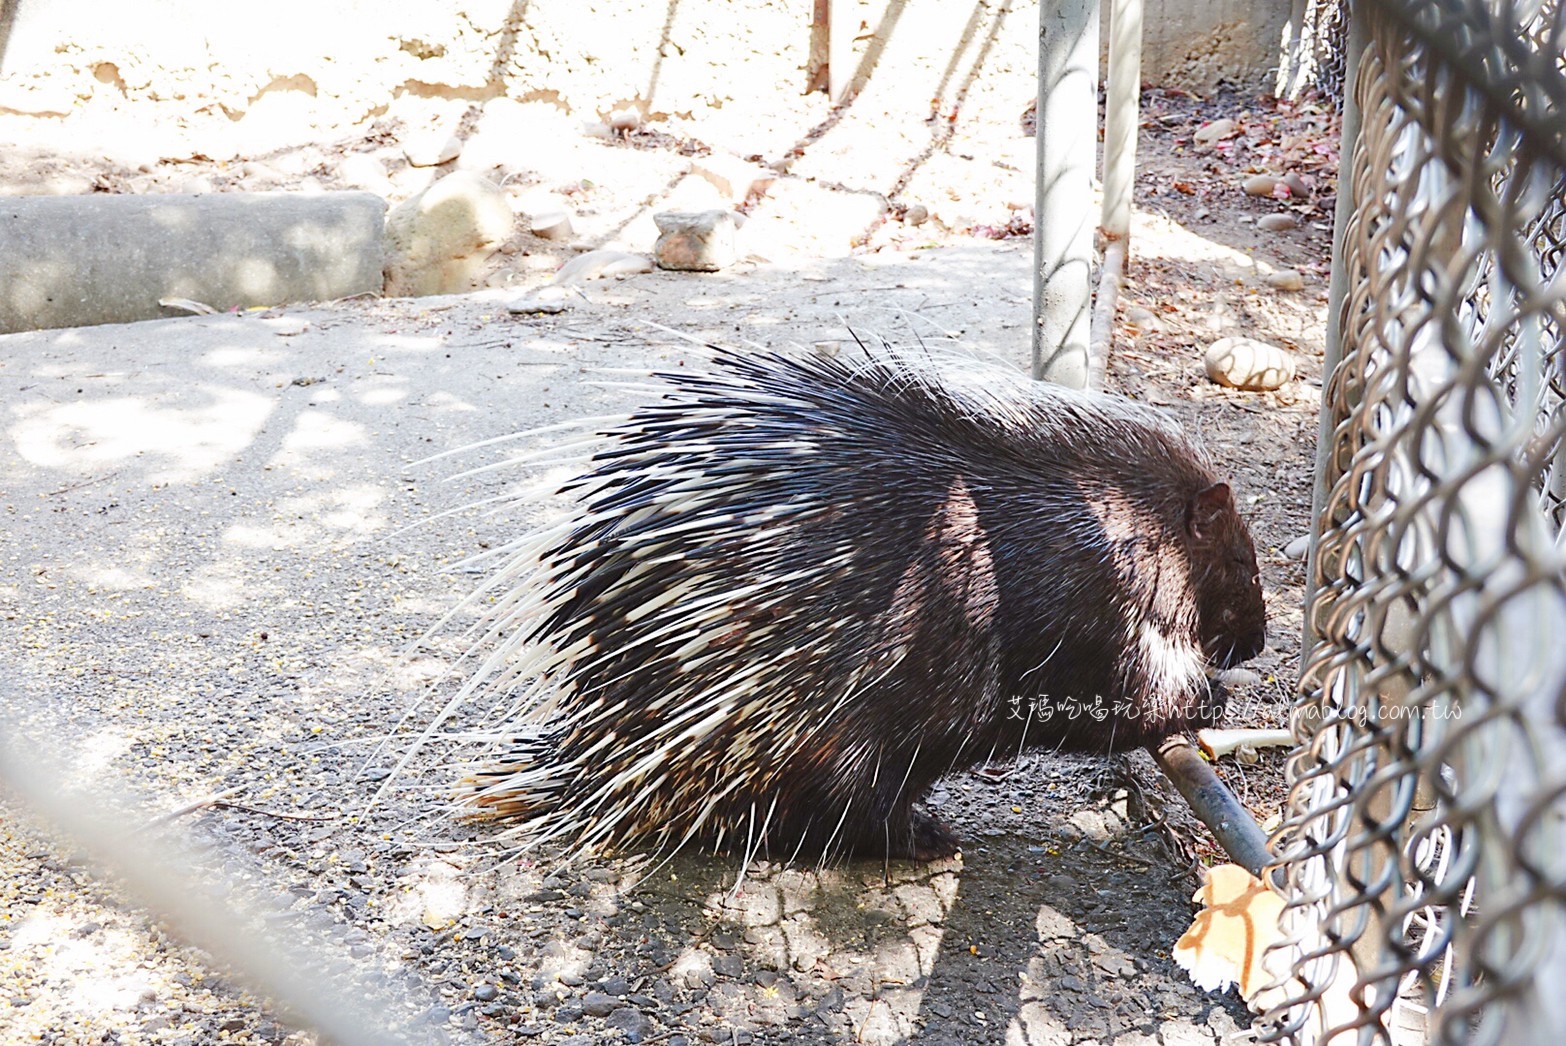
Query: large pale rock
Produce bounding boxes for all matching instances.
[383,172,514,297]
[1204,336,1297,391]
[653,210,738,272]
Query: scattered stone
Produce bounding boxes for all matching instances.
[1193,118,1238,144]
[404,131,463,168]
[1282,171,1310,197]
[581,991,618,1017]
[653,210,738,272]
[474,984,499,1002]
[606,1006,652,1041]
[1257,214,1299,233]
[607,107,642,133]
[508,293,569,315]
[1242,174,1279,197]
[1217,667,1264,688]
[527,209,575,241]
[1204,336,1297,392]
[1284,534,1311,560]
[903,202,930,226]
[1266,267,1305,290]
[1123,305,1158,330]
[555,250,653,283]
[583,121,615,140]
[384,171,515,297]
[692,154,776,205]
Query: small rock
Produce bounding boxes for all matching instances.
[599,976,631,997]
[1282,171,1310,197]
[527,209,574,241]
[653,210,738,272]
[404,132,462,168]
[1193,118,1238,144]
[507,294,569,315]
[555,250,653,283]
[1204,336,1297,392]
[473,984,499,1002]
[607,106,643,133]
[1124,305,1158,330]
[583,121,615,140]
[1257,214,1299,233]
[581,991,618,1017]
[1216,667,1264,688]
[1243,174,1279,197]
[903,202,929,226]
[606,1007,652,1041]
[1284,534,1311,560]
[1266,267,1305,290]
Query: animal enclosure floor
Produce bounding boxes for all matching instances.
[2,98,1329,1046]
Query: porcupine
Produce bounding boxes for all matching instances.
[443,344,1266,864]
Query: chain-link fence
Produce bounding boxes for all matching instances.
[1264,1,1566,1043]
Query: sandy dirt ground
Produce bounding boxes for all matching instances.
[1,15,1337,1042]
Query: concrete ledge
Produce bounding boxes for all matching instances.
[0,191,385,333]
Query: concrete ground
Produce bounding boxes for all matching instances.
[0,245,1281,1044]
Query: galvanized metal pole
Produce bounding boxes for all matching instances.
[1100,0,1141,243]
[1301,5,1367,662]
[1032,0,1099,387]
[1086,0,1143,390]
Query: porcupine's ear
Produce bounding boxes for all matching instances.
[1185,482,1233,542]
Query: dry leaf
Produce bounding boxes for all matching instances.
[1171,863,1286,1009]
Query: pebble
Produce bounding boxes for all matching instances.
[337,153,390,193]
[904,202,930,226]
[1216,667,1264,688]
[404,132,462,168]
[473,984,499,1002]
[1282,171,1310,197]
[1193,118,1237,144]
[599,975,631,996]
[581,991,618,1017]
[1204,336,1297,391]
[527,209,574,241]
[1257,214,1299,233]
[1284,534,1311,560]
[1266,267,1305,290]
[607,106,642,133]
[606,1006,653,1041]
[1124,305,1158,329]
[1242,174,1279,197]
[507,295,569,315]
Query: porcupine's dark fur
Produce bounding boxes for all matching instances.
[447,345,1266,864]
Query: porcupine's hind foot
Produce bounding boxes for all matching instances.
[851,803,960,862]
